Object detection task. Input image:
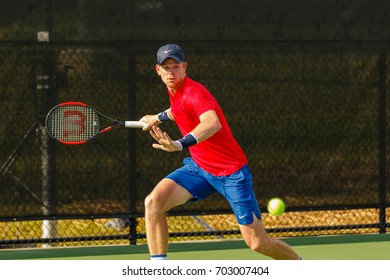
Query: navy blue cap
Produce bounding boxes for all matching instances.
[156,44,184,65]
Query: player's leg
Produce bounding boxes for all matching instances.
[144,178,193,259]
[239,216,300,260]
[145,157,217,259]
[213,165,300,260]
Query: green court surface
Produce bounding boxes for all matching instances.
[1,234,389,260]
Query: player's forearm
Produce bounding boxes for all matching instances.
[191,119,221,143]
[190,110,222,143]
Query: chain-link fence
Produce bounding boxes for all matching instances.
[0,0,389,247]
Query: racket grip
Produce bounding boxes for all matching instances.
[124,121,145,128]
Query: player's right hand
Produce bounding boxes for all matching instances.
[139,115,161,131]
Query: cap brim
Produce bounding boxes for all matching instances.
[158,55,183,65]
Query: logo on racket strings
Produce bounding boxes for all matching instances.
[64,111,86,138]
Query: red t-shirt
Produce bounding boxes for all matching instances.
[168,77,248,176]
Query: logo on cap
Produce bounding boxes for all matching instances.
[157,44,184,65]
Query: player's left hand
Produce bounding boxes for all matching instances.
[149,126,182,152]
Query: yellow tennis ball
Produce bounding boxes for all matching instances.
[267,198,285,216]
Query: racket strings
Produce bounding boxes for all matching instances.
[47,105,100,143]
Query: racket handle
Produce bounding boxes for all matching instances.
[124,121,145,128]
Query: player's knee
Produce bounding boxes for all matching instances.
[144,194,154,211]
[144,193,164,213]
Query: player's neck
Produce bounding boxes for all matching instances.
[167,76,186,95]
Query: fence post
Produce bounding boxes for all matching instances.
[39,0,58,247]
[127,48,138,245]
[378,49,387,234]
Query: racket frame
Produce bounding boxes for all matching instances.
[45,101,144,145]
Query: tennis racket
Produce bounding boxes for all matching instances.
[45,101,145,145]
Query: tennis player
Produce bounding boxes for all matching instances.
[140,44,301,260]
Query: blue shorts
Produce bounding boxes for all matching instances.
[166,158,261,225]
